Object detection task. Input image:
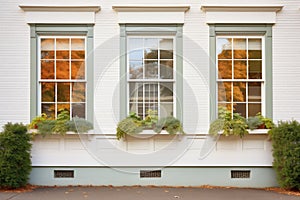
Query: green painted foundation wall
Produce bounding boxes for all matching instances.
[29,167,278,188]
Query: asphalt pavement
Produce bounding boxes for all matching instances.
[0,186,299,200]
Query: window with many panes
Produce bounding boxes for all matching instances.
[39,36,86,119]
[216,36,264,118]
[127,37,175,119]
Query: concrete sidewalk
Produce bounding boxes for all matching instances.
[0,186,299,200]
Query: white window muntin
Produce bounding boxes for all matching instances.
[126,36,176,118]
[216,35,265,117]
[38,35,87,119]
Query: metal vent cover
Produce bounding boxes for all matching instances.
[231,170,251,179]
[54,170,74,178]
[140,170,161,178]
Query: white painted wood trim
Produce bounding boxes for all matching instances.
[201,4,283,12]
[112,5,190,12]
[19,5,101,12]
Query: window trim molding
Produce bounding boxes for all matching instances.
[209,24,273,122]
[119,24,183,121]
[30,24,94,122]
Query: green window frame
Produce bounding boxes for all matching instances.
[30,24,94,122]
[209,24,273,122]
[119,24,183,121]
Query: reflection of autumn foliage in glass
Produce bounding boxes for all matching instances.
[217,37,263,117]
[40,37,86,119]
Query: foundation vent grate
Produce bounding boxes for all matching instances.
[54,170,74,178]
[140,170,161,178]
[231,170,251,179]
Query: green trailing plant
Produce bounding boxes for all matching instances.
[246,113,274,130]
[30,109,93,135]
[66,117,93,133]
[116,111,184,140]
[256,113,274,129]
[154,116,184,134]
[270,120,300,191]
[247,116,263,130]
[142,110,158,129]
[28,113,48,129]
[0,123,32,189]
[116,117,143,140]
[209,106,248,138]
[51,109,70,134]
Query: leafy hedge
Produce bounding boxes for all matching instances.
[0,123,32,189]
[270,120,300,191]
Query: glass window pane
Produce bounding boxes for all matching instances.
[71,38,85,50]
[217,38,232,59]
[233,38,246,59]
[160,83,173,102]
[234,61,247,79]
[72,82,86,102]
[160,39,173,59]
[233,103,246,117]
[218,82,232,102]
[56,38,69,50]
[145,49,158,59]
[218,60,232,79]
[71,61,85,80]
[129,61,143,79]
[42,103,55,119]
[129,83,143,102]
[41,60,54,79]
[128,38,143,51]
[145,60,158,79]
[218,103,232,115]
[72,103,85,118]
[71,50,85,59]
[41,38,54,50]
[41,51,54,59]
[248,103,261,117]
[129,50,143,60]
[129,103,138,114]
[56,50,69,59]
[249,61,262,79]
[144,83,158,103]
[57,103,70,114]
[248,39,262,59]
[160,60,173,79]
[160,39,173,50]
[56,61,69,79]
[144,38,158,59]
[145,38,158,48]
[41,82,55,102]
[57,82,70,102]
[145,103,158,116]
[248,82,261,102]
[233,82,246,102]
[160,103,173,118]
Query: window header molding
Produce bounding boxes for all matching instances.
[201,4,283,12]
[113,5,190,24]
[112,5,190,12]
[19,5,100,24]
[19,5,101,12]
[201,4,283,24]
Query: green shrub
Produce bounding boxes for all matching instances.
[0,123,32,189]
[270,120,300,191]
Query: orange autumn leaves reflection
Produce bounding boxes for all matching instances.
[217,37,262,117]
[40,37,86,118]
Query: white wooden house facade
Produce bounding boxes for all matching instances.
[0,0,300,187]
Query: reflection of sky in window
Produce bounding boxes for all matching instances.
[217,38,231,56]
[129,49,143,60]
